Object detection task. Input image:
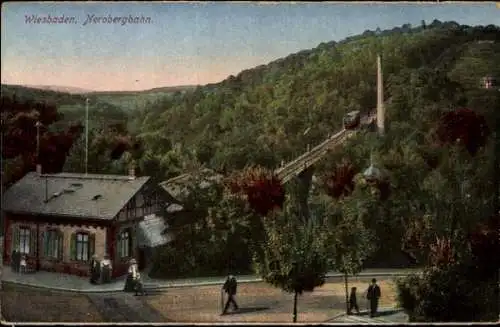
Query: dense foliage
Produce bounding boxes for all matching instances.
[322,160,358,199]
[435,108,490,155]
[149,171,259,278]
[1,96,83,186]
[131,21,499,181]
[228,166,285,216]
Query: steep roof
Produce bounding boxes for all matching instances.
[2,172,151,220]
[159,168,224,201]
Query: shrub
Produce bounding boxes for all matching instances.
[228,166,285,216]
[396,263,498,322]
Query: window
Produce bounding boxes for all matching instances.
[144,194,152,214]
[76,233,89,261]
[118,228,132,258]
[44,229,62,259]
[144,192,152,207]
[136,193,144,207]
[19,227,31,254]
[70,232,95,262]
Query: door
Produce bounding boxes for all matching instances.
[138,247,147,271]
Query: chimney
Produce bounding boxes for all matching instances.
[36,164,42,175]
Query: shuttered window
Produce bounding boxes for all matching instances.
[19,227,30,254]
[70,232,96,262]
[43,229,63,259]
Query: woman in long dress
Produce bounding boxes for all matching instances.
[124,258,136,292]
[89,254,100,284]
[100,254,112,284]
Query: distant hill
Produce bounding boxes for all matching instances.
[22,84,96,94]
[16,83,198,95]
[0,84,129,130]
[89,84,198,96]
[1,83,198,114]
[88,85,198,112]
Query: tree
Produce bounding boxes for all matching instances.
[1,95,83,186]
[228,166,285,216]
[63,122,143,175]
[151,170,257,278]
[330,196,376,314]
[396,241,498,322]
[252,186,332,323]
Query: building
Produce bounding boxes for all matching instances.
[2,168,177,277]
[482,76,496,90]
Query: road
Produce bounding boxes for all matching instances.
[330,309,409,324]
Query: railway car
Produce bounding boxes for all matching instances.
[343,110,361,130]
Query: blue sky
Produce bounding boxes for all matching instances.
[1,2,499,91]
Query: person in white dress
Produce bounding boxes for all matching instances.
[100,254,112,284]
[125,258,146,295]
[19,254,27,274]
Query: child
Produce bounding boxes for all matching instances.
[134,271,147,296]
[348,287,360,315]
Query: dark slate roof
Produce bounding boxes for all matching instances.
[2,172,150,220]
[159,169,224,201]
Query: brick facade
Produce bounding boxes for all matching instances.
[3,215,138,278]
[2,173,170,278]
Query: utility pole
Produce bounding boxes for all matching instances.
[85,97,89,175]
[0,118,4,240]
[35,121,42,162]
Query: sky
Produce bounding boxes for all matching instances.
[1,2,499,92]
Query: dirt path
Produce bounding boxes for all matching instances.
[86,293,167,322]
[146,279,398,323]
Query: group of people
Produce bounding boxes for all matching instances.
[89,254,113,284]
[87,254,146,296]
[10,250,28,273]
[220,275,382,318]
[348,278,382,317]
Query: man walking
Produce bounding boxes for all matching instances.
[367,278,381,317]
[221,275,239,315]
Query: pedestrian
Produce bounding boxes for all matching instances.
[89,254,100,284]
[100,254,112,284]
[348,287,360,315]
[134,271,147,296]
[221,275,239,315]
[367,278,381,317]
[11,250,19,273]
[127,258,146,296]
[124,258,136,292]
[19,254,27,274]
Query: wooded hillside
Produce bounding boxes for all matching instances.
[133,20,499,181]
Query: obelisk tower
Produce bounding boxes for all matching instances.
[377,54,385,135]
